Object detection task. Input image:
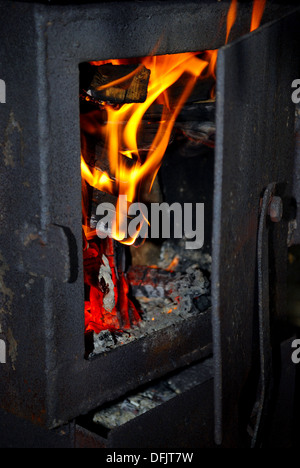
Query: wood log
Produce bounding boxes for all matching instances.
[87,63,151,104]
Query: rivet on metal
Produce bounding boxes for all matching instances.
[268,196,283,223]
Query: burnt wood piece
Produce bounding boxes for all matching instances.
[178,120,215,148]
[87,64,151,104]
[168,73,215,103]
[127,265,177,297]
[84,237,141,334]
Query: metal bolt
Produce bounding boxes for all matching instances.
[268,196,283,223]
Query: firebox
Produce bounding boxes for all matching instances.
[0,0,300,449]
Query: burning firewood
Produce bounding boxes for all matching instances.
[84,237,141,334]
[98,254,115,312]
[86,63,151,104]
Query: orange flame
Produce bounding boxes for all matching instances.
[81,0,267,244]
[81,52,209,243]
[204,0,266,96]
[81,0,269,336]
[165,256,180,272]
[250,0,266,32]
[203,0,238,95]
[226,0,238,44]
[81,155,114,194]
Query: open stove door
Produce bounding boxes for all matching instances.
[212,8,300,448]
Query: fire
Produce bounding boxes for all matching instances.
[81,53,211,335]
[81,0,267,336]
[202,0,266,93]
[165,256,180,273]
[84,237,141,334]
[81,0,267,245]
[199,0,238,97]
[226,0,238,44]
[81,52,210,243]
[250,0,267,32]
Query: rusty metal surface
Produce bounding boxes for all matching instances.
[0,409,75,448]
[0,0,234,430]
[212,9,300,447]
[75,424,107,449]
[106,379,215,448]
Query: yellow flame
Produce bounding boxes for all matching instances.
[81,0,247,245]
[82,52,210,244]
[81,155,114,194]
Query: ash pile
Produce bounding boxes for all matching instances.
[92,358,213,430]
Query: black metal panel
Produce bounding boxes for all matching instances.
[53,311,212,427]
[0,409,74,448]
[212,9,300,447]
[107,380,215,449]
[0,0,218,430]
[292,104,300,245]
[0,2,53,427]
[6,0,297,58]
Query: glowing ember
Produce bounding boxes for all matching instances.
[165,256,180,273]
[84,237,141,334]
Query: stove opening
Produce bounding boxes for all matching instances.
[79,52,215,357]
[78,0,266,358]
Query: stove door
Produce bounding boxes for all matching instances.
[212,8,300,447]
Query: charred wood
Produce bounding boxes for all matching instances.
[86,63,151,104]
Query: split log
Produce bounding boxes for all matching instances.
[86,63,151,104]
